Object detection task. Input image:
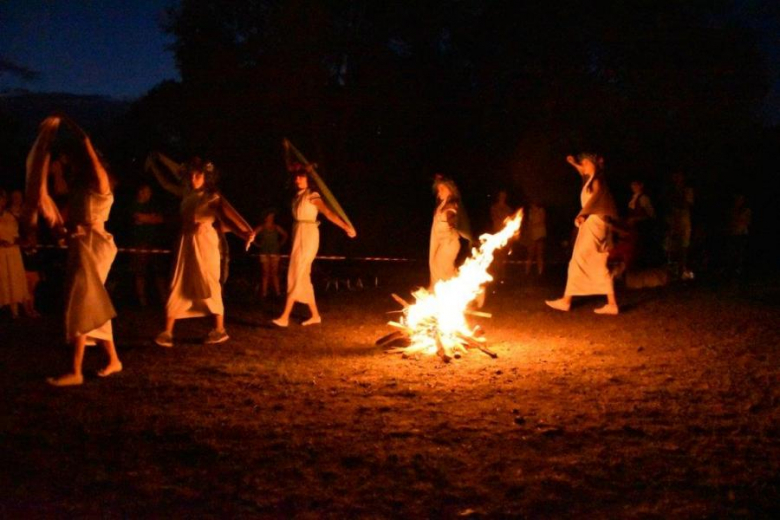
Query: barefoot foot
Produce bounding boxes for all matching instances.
[272,317,289,328]
[594,304,619,315]
[47,373,84,387]
[545,299,571,312]
[97,362,123,377]
[302,316,322,326]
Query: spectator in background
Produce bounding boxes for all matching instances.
[490,190,514,281]
[546,153,619,315]
[524,201,547,277]
[726,194,751,279]
[26,115,123,386]
[9,190,41,317]
[253,209,288,299]
[130,184,168,307]
[0,189,29,319]
[666,172,695,280]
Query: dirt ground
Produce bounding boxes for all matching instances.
[1,271,778,518]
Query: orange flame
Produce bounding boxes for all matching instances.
[398,210,523,356]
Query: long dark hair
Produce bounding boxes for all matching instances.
[432,174,461,204]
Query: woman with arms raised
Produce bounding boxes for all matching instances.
[25,115,122,386]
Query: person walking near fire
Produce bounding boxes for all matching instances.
[273,140,356,327]
[546,153,619,314]
[146,152,255,347]
[430,174,472,289]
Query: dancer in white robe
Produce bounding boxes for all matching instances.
[546,153,620,314]
[147,153,255,347]
[273,163,356,327]
[0,190,29,318]
[25,116,122,386]
[429,175,471,289]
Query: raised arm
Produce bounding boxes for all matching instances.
[312,197,356,238]
[25,117,65,232]
[145,152,185,197]
[566,155,588,176]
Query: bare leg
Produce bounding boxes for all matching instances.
[164,317,176,334]
[214,314,225,331]
[47,335,87,386]
[273,296,295,327]
[97,339,122,377]
[594,293,619,315]
[536,240,545,275]
[270,258,281,296]
[261,265,269,297]
[303,301,321,325]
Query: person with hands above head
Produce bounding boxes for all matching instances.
[25,115,123,386]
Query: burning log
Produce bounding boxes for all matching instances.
[378,210,523,361]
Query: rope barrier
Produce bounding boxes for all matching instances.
[33,244,563,265]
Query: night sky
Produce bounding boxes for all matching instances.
[0,1,778,123]
[0,0,179,99]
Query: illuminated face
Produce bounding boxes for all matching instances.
[294,173,308,190]
[190,171,205,190]
[264,213,276,225]
[579,158,597,176]
[11,190,23,207]
[137,185,152,203]
[497,191,507,203]
[436,182,452,201]
[630,181,643,194]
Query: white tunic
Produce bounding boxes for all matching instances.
[166,190,224,319]
[64,189,117,341]
[429,199,460,288]
[565,177,613,296]
[0,211,28,307]
[286,189,321,305]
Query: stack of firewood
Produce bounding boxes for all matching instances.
[376,294,497,362]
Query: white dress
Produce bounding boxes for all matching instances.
[429,199,460,288]
[166,189,224,319]
[0,211,29,307]
[286,189,321,305]
[565,177,613,296]
[64,189,117,341]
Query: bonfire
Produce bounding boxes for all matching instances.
[378,211,523,361]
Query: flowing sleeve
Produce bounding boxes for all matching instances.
[215,194,254,240]
[146,152,185,197]
[25,129,64,232]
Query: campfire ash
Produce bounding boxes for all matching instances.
[377,211,523,361]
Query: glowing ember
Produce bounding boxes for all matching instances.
[379,210,523,361]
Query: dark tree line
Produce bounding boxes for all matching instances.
[3,0,778,266]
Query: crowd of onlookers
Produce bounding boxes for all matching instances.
[488,172,751,288]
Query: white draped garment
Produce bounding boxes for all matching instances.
[286,189,321,305]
